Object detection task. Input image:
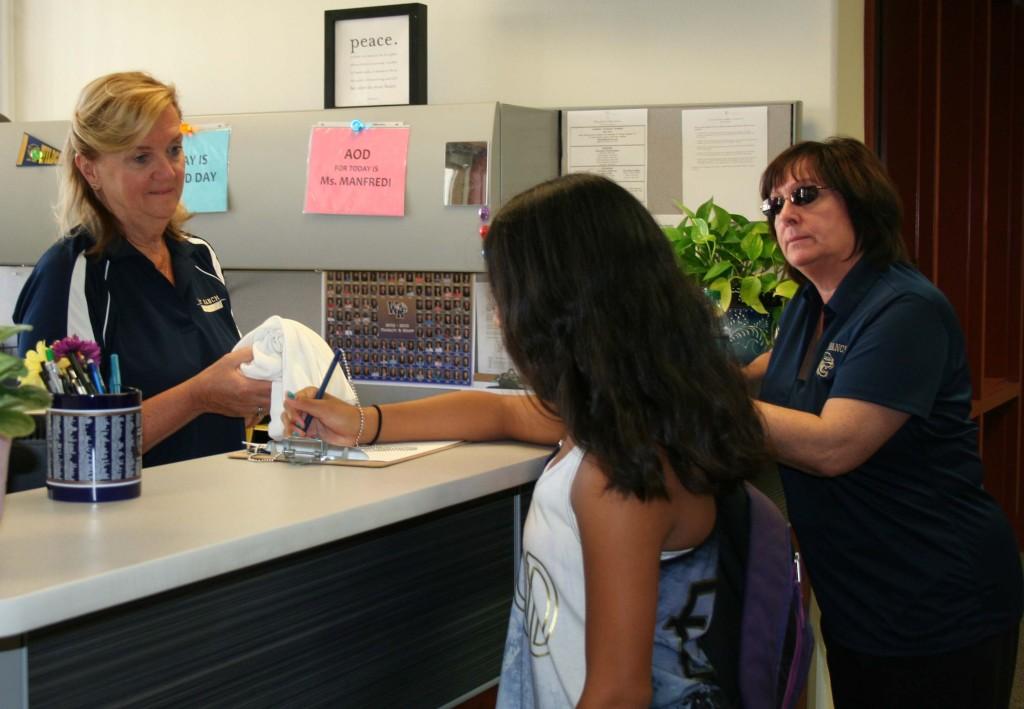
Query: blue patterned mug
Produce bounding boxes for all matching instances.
[46,388,142,502]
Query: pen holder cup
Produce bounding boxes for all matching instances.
[46,388,142,502]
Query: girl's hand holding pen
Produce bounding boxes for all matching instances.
[282,388,363,446]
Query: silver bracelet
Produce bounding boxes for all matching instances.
[336,346,365,448]
[354,403,366,448]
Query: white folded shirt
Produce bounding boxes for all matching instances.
[234,315,357,440]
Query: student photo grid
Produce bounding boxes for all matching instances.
[324,270,474,385]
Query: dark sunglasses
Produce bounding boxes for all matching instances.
[761,185,832,219]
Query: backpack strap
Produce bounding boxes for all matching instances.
[740,482,814,709]
[697,485,748,706]
[697,483,815,709]
[781,548,813,709]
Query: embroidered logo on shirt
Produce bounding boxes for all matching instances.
[197,295,225,313]
[515,551,559,657]
[816,351,836,379]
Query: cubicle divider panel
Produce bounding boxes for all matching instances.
[187,102,500,271]
[224,269,325,336]
[0,122,67,266]
[0,104,559,272]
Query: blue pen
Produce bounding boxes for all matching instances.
[109,353,122,394]
[87,360,106,394]
[303,347,343,432]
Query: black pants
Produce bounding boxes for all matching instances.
[823,624,1019,709]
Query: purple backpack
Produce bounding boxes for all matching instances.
[698,482,814,708]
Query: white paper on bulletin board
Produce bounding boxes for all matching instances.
[565,108,648,205]
[681,106,768,221]
[473,279,513,375]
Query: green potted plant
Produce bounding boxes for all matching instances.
[662,197,799,359]
[1,325,52,515]
[663,196,799,318]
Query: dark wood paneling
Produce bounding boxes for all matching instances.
[916,5,939,282]
[870,0,1024,542]
[864,0,878,149]
[876,1,925,268]
[1013,3,1024,541]
[987,1,1017,382]
[966,0,991,395]
[935,0,979,386]
[982,404,1014,518]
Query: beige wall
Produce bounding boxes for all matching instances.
[4,0,862,139]
[835,0,866,139]
[0,0,13,120]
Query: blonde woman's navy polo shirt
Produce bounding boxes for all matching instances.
[14,228,244,467]
[760,258,1022,655]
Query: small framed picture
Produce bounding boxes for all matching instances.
[324,4,427,108]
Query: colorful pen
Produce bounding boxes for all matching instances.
[67,351,96,395]
[42,360,64,394]
[109,353,122,394]
[87,361,106,394]
[58,367,73,392]
[66,366,89,394]
[42,348,65,394]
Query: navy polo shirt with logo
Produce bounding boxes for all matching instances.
[14,228,244,468]
[760,258,1022,655]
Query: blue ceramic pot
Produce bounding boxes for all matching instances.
[721,302,773,366]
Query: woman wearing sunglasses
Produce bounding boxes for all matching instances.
[745,137,1022,708]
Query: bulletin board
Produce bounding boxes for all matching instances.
[560,101,800,218]
[324,269,474,385]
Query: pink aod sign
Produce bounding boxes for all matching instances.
[303,125,410,216]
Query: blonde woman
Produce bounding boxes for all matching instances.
[14,72,269,466]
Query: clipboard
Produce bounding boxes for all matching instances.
[230,440,464,468]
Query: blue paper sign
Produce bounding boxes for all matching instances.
[182,128,230,213]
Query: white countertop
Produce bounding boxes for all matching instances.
[0,441,549,638]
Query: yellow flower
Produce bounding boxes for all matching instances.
[19,339,48,388]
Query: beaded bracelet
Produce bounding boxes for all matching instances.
[335,347,366,448]
[353,403,366,448]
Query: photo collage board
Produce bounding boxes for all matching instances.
[324,270,474,385]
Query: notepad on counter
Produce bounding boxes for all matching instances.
[354,441,464,467]
[230,440,463,467]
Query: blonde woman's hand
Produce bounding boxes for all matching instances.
[192,346,271,420]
